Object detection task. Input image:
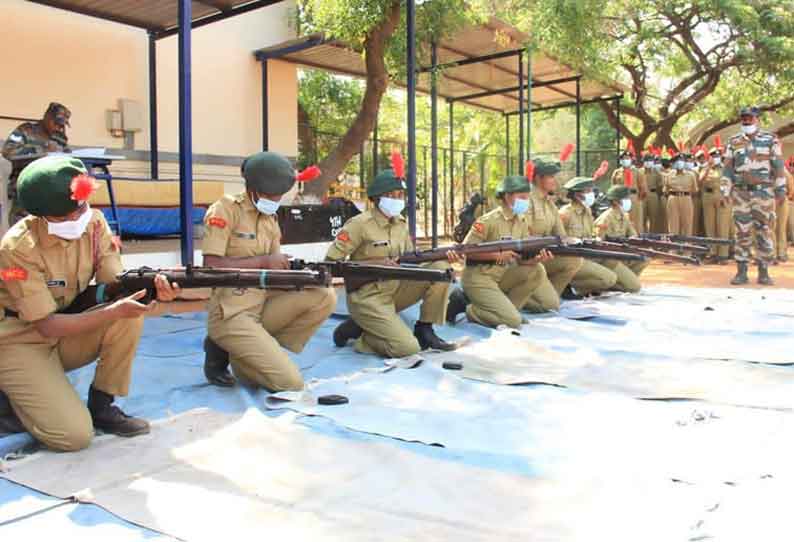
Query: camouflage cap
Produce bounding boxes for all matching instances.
[368,169,407,197]
[533,159,561,177]
[45,102,71,126]
[606,185,630,201]
[739,106,760,118]
[496,175,532,196]
[563,176,594,192]
[242,151,296,195]
[17,156,87,217]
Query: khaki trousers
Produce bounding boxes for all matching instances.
[702,193,731,258]
[600,259,649,293]
[629,193,644,234]
[209,288,336,391]
[644,192,664,233]
[463,263,546,329]
[774,198,789,258]
[0,315,143,452]
[692,194,704,236]
[571,260,618,295]
[666,195,693,236]
[524,256,583,313]
[348,261,450,358]
[787,200,794,246]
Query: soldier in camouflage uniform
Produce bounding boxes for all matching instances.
[1,103,71,226]
[722,107,787,285]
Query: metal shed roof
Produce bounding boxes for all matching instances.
[254,18,624,113]
[26,0,284,37]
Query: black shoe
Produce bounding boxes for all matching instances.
[0,392,24,436]
[446,288,469,324]
[203,337,236,387]
[414,322,457,351]
[87,386,150,438]
[561,285,584,300]
[730,262,749,285]
[758,262,774,285]
[333,318,362,347]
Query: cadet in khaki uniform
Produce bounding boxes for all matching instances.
[328,162,457,357]
[692,150,707,236]
[0,157,178,449]
[202,152,336,390]
[446,173,552,329]
[663,152,698,235]
[2,103,72,226]
[594,186,650,292]
[611,150,647,233]
[786,164,794,253]
[642,154,664,233]
[522,160,583,312]
[559,177,617,295]
[699,147,731,263]
[771,165,793,262]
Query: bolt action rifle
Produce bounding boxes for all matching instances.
[289,259,454,293]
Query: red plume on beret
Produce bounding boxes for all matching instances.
[626,140,636,157]
[592,160,609,180]
[390,149,405,179]
[667,147,676,158]
[714,135,722,150]
[559,143,575,163]
[296,165,321,182]
[524,159,535,181]
[623,168,633,188]
[70,173,99,202]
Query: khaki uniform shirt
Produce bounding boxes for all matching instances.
[611,167,647,196]
[527,191,566,236]
[664,171,698,195]
[325,209,413,296]
[644,168,663,193]
[699,166,724,196]
[559,202,594,238]
[1,122,70,199]
[203,193,281,318]
[462,204,533,281]
[594,207,638,238]
[0,210,121,344]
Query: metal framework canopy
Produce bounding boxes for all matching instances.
[25,0,283,38]
[254,17,623,113]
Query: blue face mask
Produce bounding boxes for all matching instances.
[674,160,684,170]
[511,197,529,215]
[378,197,405,218]
[253,194,280,215]
[583,192,596,207]
[621,198,632,212]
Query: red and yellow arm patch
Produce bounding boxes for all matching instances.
[207,217,227,228]
[0,267,28,281]
[336,230,351,243]
[472,222,485,235]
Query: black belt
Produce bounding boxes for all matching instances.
[629,189,638,194]
[3,309,18,319]
[669,191,690,196]
[704,188,715,194]
[649,189,657,193]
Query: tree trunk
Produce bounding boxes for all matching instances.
[301,1,401,200]
[297,101,317,165]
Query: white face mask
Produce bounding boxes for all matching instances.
[654,163,663,170]
[583,192,596,207]
[47,204,93,240]
[741,124,758,135]
[643,162,653,169]
[620,159,632,168]
[378,196,405,218]
[712,157,722,166]
[252,194,280,215]
[674,160,685,170]
[621,198,632,212]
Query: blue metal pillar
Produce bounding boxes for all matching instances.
[526,50,532,161]
[406,0,417,239]
[148,32,159,180]
[430,41,439,247]
[576,76,581,175]
[448,100,454,227]
[178,0,194,265]
[261,59,269,151]
[518,51,525,170]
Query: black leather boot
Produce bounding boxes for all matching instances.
[758,262,774,285]
[0,391,24,436]
[333,318,362,347]
[204,337,235,387]
[87,386,150,438]
[446,288,469,324]
[730,262,749,285]
[561,285,584,300]
[414,322,456,351]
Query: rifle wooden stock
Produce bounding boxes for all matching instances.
[596,240,700,265]
[290,260,454,293]
[62,266,331,314]
[398,236,560,265]
[606,236,709,254]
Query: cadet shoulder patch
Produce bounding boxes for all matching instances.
[336,230,351,243]
[207,217,227,228]
[472,222,485,234]
[0,267,28,281]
